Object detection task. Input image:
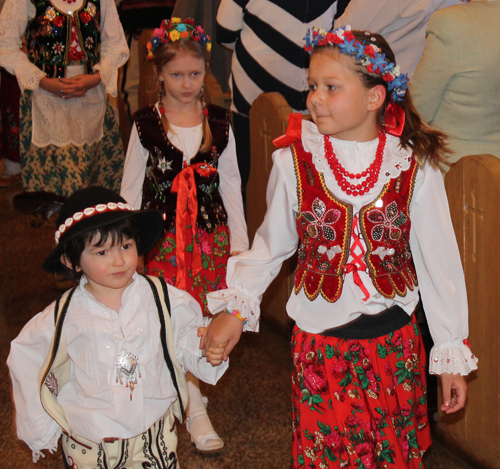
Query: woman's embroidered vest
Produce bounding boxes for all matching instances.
[292,140,419,302]
[135,104,230,233]
[25,0,101,78]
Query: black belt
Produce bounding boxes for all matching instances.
[321,305,412,340]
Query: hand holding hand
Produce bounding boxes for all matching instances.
[200,312,244,361]
[440,373,468,414]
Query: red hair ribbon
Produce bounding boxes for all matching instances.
[384,102,405,137]
[272,113,303,148]
[171,162,216,291]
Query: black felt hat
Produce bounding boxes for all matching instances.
[42,186,163,273]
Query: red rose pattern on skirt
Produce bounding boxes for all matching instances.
[145,224,230,315]
[291,316,430,469]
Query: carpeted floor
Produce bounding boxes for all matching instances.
[0,184,476,468]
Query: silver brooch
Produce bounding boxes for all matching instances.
[115,349,141,401]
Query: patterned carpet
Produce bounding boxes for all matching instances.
[0,185,476,468]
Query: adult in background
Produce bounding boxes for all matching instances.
[216,0,348,189]
[0,0,128,196]
[411,0,500,174]
[335,0,463,77]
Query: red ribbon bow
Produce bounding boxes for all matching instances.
[171,162,217,291]
[342,264,370,302]
[384,102,405,137]
[272,113,303,148]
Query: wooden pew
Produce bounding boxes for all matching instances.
[439,154,500,469]
[247,92,295,335]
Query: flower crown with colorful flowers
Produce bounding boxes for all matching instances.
[304,26,409,104]
[147,18,211,59]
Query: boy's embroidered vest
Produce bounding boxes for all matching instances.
[135,104,230,233]
[25,0,101,78]
[292,140,419,302]
[38,276,188,437]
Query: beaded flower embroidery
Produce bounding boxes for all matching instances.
[147,18,211,59]
[304,26,409,103]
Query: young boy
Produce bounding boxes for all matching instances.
[8,186,228,468]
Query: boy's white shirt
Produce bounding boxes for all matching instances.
[207,119,478,377]
[8,273,228,459]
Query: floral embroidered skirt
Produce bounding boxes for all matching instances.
[291,316,430,469]
[145,224,230,315]
[19,91,124,197]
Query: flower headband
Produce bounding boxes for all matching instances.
[147,18,211,59]
[304,26,409,104]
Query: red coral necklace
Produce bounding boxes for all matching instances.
[324,129,386,196]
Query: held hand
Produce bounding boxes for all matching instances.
[200,312,244,361]
[440,373,468,414]
[205,342,229,366]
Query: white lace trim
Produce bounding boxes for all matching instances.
[206,288,260,332]
[28,430,60,463]
[301,120,413,187]
[429,341,478,376]
[31,65,106,147]
[17,66,47,92]
[94,62,118,97]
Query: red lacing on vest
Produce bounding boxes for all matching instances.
[342,216,370,301]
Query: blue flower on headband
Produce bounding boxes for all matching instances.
[389,74,409,102]
[370,53,387,73]
[177,23,187,32]
[355,42,366,61]
[339,38,358,55]
[304,30,312,48]
[199,34,208,45]
[151,36,161,48]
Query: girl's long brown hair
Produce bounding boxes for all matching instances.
[152,39,213,153]
[312,31,450,167]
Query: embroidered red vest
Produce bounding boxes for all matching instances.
[293,140,419,302]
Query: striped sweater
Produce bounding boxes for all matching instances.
[216,0,346,116]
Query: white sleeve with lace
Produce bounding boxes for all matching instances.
[0,0,46,91]
[92,0,129,96]
[207,147,299,332]
[409,163,478,375]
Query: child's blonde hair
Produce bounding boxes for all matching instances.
[310,30,449,167]
[152,38,213,153]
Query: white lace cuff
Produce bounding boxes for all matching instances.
[429,341,478,376]
[93,63,118,97]
[206,288,260,332]
[26,428,61,463]
[16,64,46,92]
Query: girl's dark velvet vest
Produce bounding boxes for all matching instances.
[134,104,231,233]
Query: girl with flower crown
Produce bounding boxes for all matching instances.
[202,25,478,468]
[120,17,248,453]
[0,0,128,197]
